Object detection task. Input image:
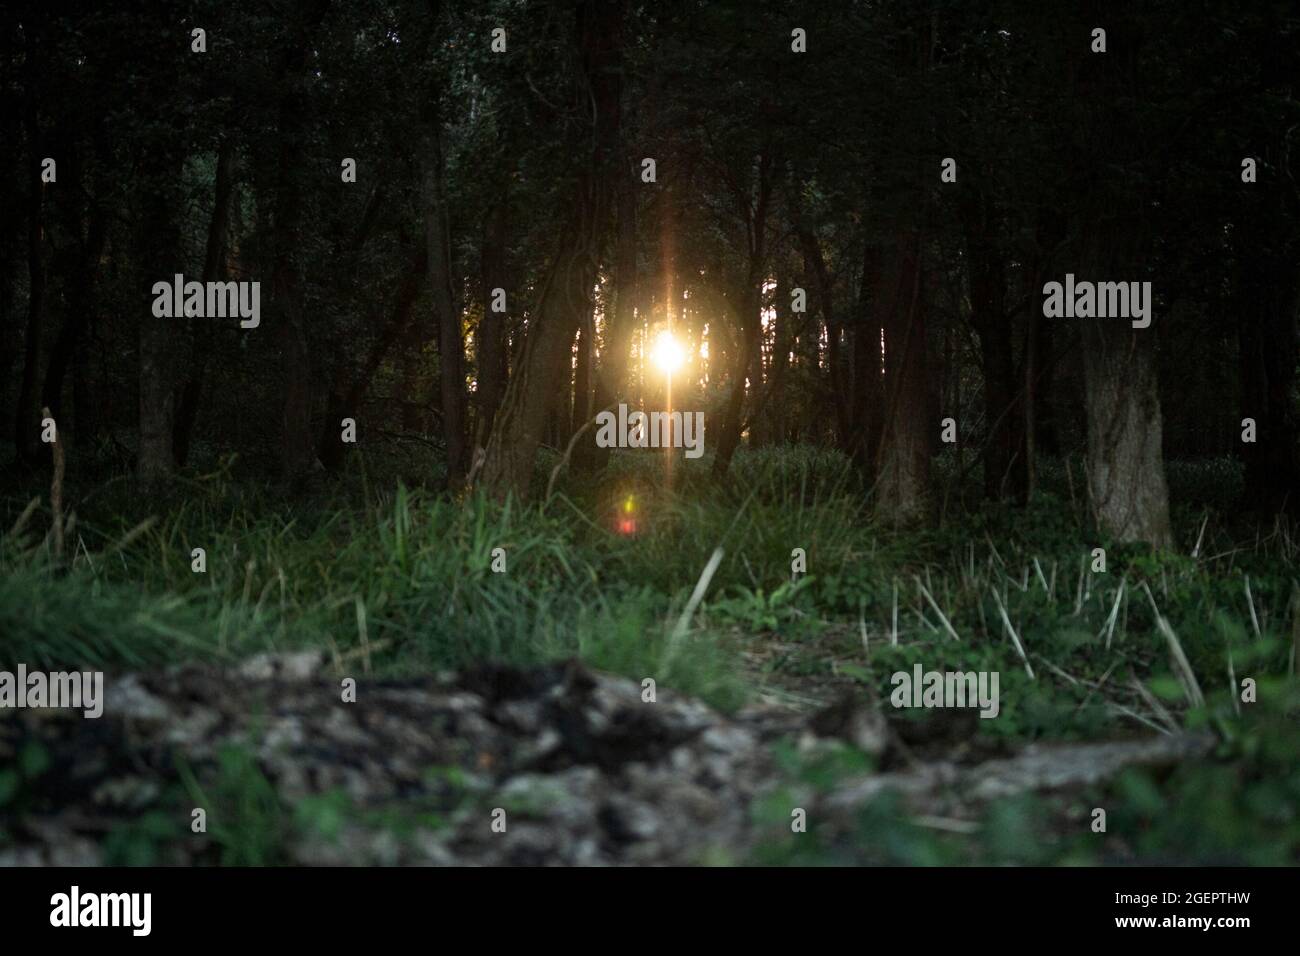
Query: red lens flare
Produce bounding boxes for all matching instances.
[616,494,639,535]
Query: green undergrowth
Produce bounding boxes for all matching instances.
[2,447,1298,863]
[2,449,1295,718]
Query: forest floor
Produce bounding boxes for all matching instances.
[2,446,1298,864]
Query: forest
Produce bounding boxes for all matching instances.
[1,0,1298,869]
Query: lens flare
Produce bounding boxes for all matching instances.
[650,330,685,376]
[617,494,638,534]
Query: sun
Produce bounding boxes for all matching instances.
[650,330,686,376]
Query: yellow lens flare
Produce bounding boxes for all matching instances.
[617,494,638,534]
[649,330,685,376]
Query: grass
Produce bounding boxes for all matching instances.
[1,444,875,706]
[2,444,1298,863]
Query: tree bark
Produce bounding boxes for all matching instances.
[1070,16,1174,547]
[798,226,850,447]
[319,238,428,469]
[851,240,885,471]
[272,3,330,485]
[173,141,237,466]
[763,273,792,447]
[477,0,625,500]
[475,197,511,446]
[41,206,106,428]
[959,186,1022,502]
[1079,310,1173,546]
[712,148,774,479]
[873,229,930,526]
[550,322,580,448]
[14,101,47,467]
[575,168,638,472]
[1075,202,1172,547]
[421,97,469,487]
[137,169,180,491]
[571,297,595,438]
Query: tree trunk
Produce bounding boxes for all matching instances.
[764,274,792,447]
[712,277,762,477]
[173,141,237,466]
[851,239,885,471]
[319,239,427,469]
[274,232,314,483]
[1075,203,1172,547]
[14,101,47,467]
[712,149,774,479]
[798,226,850,447]
[477,0,625,500]
[41,206,106,428]
[551,323,579,448]
[137,171,180,491]
[873,230,930,525]
[1070,17,1174,548]
[575,168,638,472]
[571,297,595,438]
[475,197,511,446]
[960,186,1022,502]
[421,98,469,487]
[272,3,329,485]
[1079,312,1173,546]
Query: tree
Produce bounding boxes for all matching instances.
[477,0,625,500]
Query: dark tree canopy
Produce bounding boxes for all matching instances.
[1,0,1297,535]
